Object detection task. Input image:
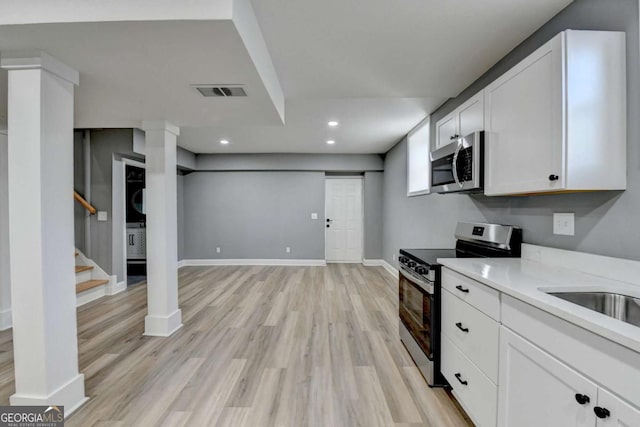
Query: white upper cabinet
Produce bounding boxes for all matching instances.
[434,91,484,149]
[435,113,456,149]
[484,30,627,196]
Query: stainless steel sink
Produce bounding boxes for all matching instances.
[547,292,640,327]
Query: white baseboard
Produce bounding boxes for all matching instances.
[10,373,88,417]
[107,278,126,296]
[0,308,12,330]
[362,259,384,267]
[144,309,183,337]
[180,259,327,267]
[381,260,399,279]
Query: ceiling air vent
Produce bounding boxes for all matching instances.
[193,85,247,97]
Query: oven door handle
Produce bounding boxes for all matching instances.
[452,140,463,188]
[400,267,434,295]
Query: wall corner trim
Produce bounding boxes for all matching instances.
[381,260,399,279]
[0,308,12,331]
[362,259,385,267]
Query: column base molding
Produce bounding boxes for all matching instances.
[144,309,183,337]
[10,373,88,416]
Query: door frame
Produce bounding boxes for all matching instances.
[114,157,146,288]
[324,175,364,263]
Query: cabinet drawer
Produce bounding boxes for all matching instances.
[442,289,499,382]
[442,268,500,320]
[442,333,498,427]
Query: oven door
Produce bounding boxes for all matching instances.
[399,267,435,360]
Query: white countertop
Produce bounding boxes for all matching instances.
[437,256,640,354]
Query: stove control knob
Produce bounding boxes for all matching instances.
[398,256,407,264]
[416,266,427,275]
[407,261,416,268]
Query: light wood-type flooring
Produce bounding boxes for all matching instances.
[0,264,472,427]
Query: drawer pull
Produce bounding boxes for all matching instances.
[594,407,610,419]
[455,322,469,333]
[454,373,468,386]
[574,394,590,405]
[455,285,469,293]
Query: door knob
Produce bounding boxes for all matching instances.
[549,174,559,181]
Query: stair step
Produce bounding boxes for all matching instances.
[76,279,109,293]
[75,265,94,273]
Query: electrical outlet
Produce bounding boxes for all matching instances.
[216,247,221,253]
[392,254,396,261]
[286,247,291,253]
[553,213,575,236]
[97,211,108,222]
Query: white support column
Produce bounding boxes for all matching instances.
[0,129,11,330]
[1,51,87,412]
[142,121,182,337]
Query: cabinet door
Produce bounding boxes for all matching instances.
[484,34,564,196]
[595,389,640,427]
[457,91,484,137]
[435,113,457,149]
[498,327,597,427]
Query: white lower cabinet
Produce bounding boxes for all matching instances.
[594,388,640,427]
[440,267,640,427]
[498,327,597,427]
[498,326,640,427]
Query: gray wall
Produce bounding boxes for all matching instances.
[73,131,85,252]
[183,171,326,259]
[433,0,640,260]
[383,139,485,268]
[196,153,384,171]
[364,171,384,259]
[87,129,135,277]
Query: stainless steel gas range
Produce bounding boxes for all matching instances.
[398,222,522,387]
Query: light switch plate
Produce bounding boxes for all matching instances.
[286,247,291,253]
[216,247,221,253]
[311,213,318,220]
[553,213,575,236]
[97,211,108,222]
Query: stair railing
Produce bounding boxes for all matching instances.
[73,191,97,215]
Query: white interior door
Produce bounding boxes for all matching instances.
[325,178,363,263]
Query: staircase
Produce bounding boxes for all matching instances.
[75,250,116,306]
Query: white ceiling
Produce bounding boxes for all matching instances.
[0,0,574,154]
[180,97,443,153]
[250,0,573,99]
[0,20,283,128]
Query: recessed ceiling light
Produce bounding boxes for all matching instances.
[328,121,339,127]
[220,139,229,145]
[327,140,335,145]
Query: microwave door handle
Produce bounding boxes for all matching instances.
[452,141,463,188]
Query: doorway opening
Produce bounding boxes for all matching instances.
[325,177,364,263]
[126,164,146,286]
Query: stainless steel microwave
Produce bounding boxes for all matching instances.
[430,131,483,194]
